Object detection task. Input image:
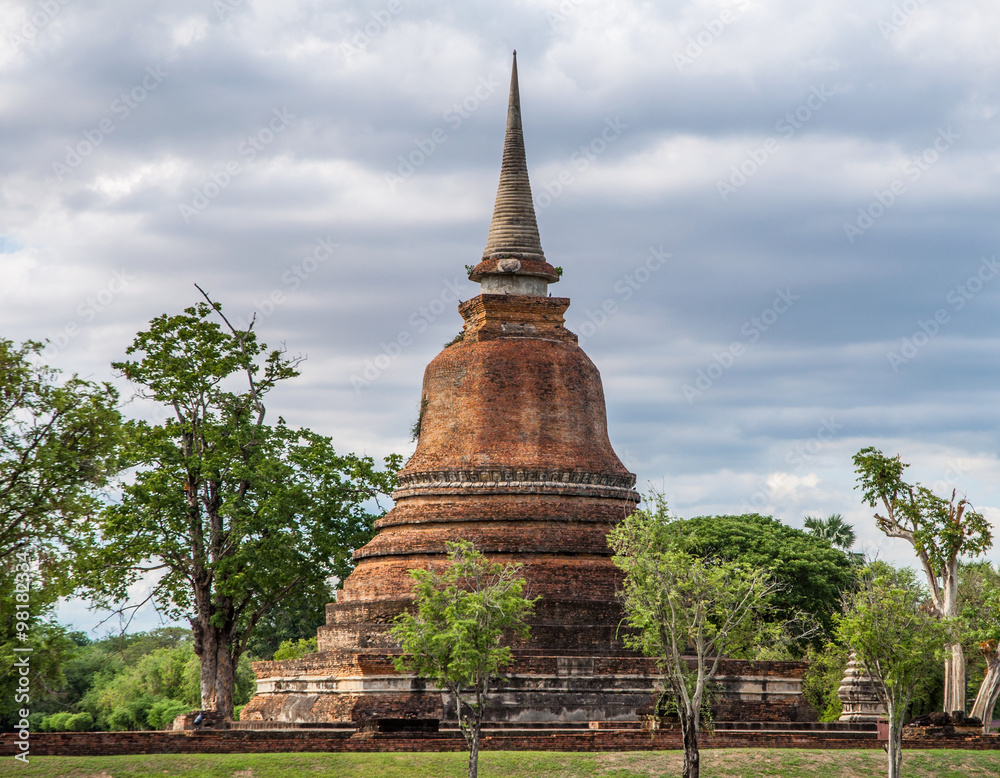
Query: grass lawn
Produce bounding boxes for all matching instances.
[2,750,999,777]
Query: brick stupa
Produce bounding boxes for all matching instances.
[244,53,811,726]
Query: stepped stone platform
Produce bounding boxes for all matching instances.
[247,650,813,725]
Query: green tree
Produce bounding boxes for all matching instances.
[959,562,1000,730]
[853,446,992,713]
[0,338,120,570]
[608,502,786,778]
[390,540,536,778]
[74,301,398,718]
[244,579,334,660]
[838,565,954,778]
[804,513,857,550]
[670,512,856,647]
[0,338,120,729]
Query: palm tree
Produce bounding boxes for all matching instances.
[804,513,857,552]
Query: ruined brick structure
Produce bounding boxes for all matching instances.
[243,53,811,726]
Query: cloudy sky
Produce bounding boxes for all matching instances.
[3,0,1000,633]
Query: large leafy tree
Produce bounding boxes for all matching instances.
[838,565,954,778]
[853,446,992,713]
[74,302,399,718]
[672,511,857,646]
[608,501,787,778]
[391,540,536,778]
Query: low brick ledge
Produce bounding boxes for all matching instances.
[3,729,998,756]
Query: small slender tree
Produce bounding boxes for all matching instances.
[853,446,992,713]
[838,565,954,778]
[608,500,786,778]
[390,540,536,778]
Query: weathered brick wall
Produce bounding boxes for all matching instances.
[3,728,998,757]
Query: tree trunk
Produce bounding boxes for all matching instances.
[215,641,235,717]
[454,688,482,778]
[192,617,236,718]
[970,645,1000,733]
[679,703,700,778]
[464,694,482,778]
[468,727,479,778]
[886,701,903,778]
[942,642,966,714]
[941,559,965,715]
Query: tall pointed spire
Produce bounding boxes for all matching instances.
[470,51,559,293]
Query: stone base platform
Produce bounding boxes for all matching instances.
[242,650,814,726]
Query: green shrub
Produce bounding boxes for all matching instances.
[41,712,73,731]
[802,642,849,722]
[42,711,92,731]
[66,712,93,731]
[106,693,157,731]
[106,707,136,731]
[272,636,318,661]
[146,699,191,730]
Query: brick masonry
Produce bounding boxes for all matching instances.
[3,728,999,757]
